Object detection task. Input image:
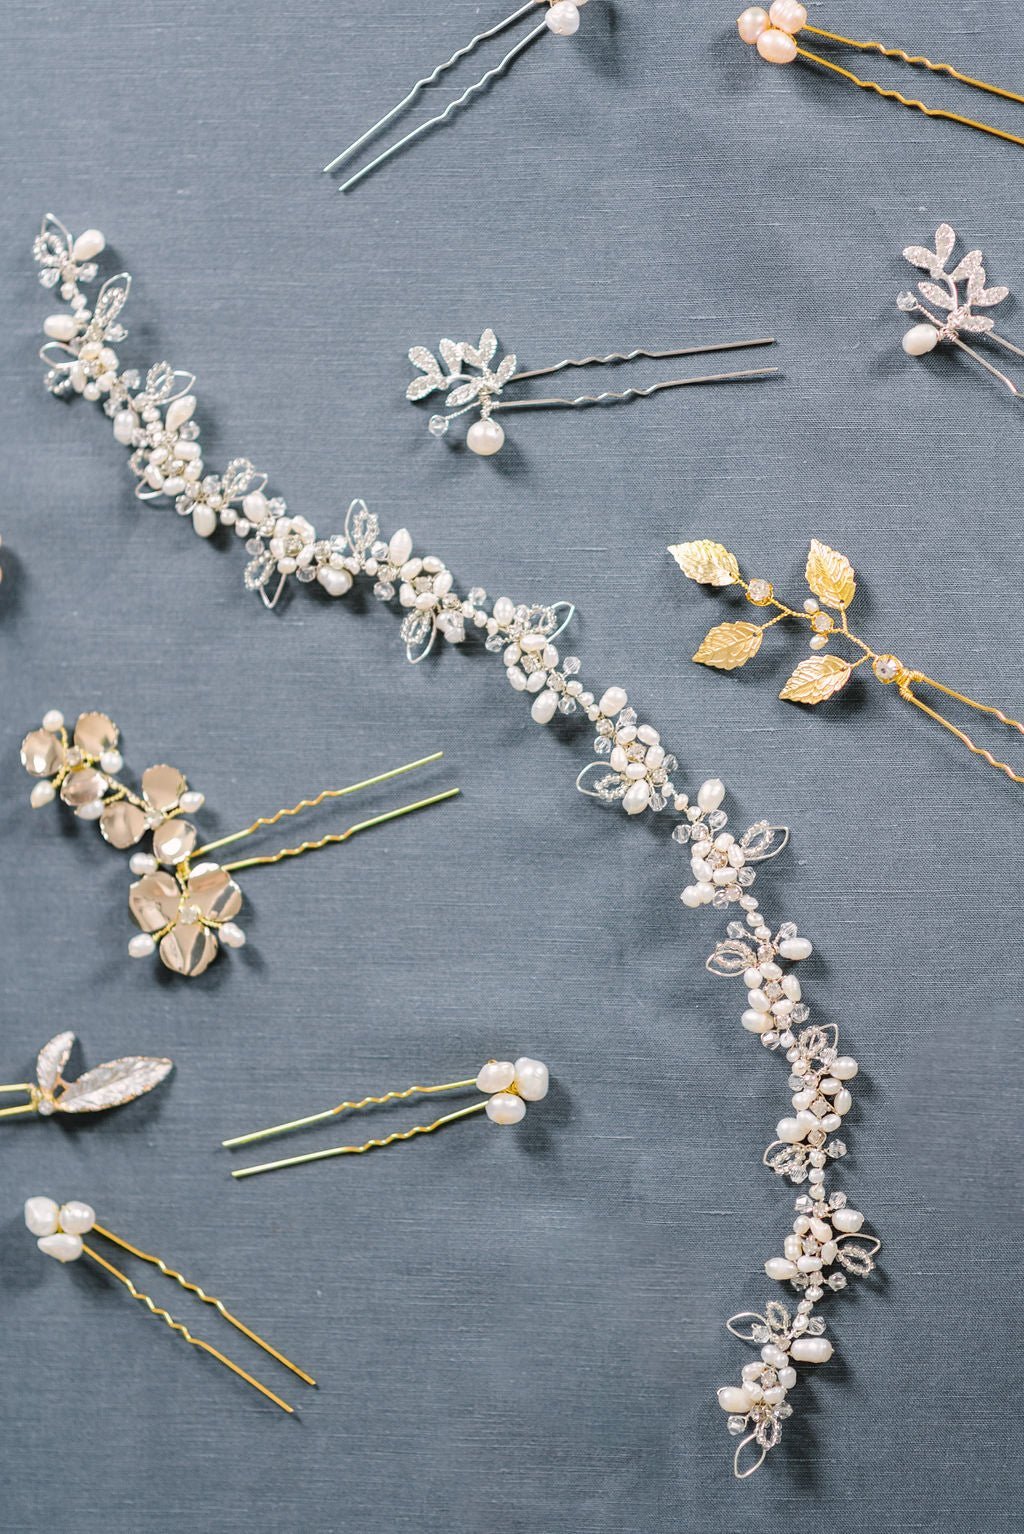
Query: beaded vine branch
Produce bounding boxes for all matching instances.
[671,538,1024,784]
[28,214,881,1478]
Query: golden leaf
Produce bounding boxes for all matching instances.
[693,621,763,670]
[805,539,856,609]
[668,539,740,588]
[779,654,852,705]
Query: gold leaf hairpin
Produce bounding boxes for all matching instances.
[0,1031,172,1120]
[670,539,1024,783]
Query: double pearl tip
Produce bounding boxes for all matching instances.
[476,1057,550,1123]
[25,1195,96,1262]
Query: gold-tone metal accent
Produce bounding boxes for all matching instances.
[0,1083,38,1119]
[231,1100,489,1179]
[673,538,1024,783]
[218,789,461,874]
[803,25,1024,108]
[222,1078,479,1148]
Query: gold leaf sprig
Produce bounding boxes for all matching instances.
[668,538,1024,784]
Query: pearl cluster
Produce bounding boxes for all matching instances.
[736,2,807,65]
[32,218,877,1475]
[25,1196,95,1264]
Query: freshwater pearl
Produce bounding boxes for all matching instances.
[778,1366,797,1388]
[768,0,806,32]
[778,936,812,960]
[317,566,353,597]
[42,709,64,731]
[180,791,205,813]
[833,1088,853,1116]
[76,800,104,821]
[742,1009,773,1033]
[514,1057,549,1101]
[790,1336,833,1364]
[220,922,246,948]
[531,689,559,725]
[756,26,797,61]
[130,852,158,875]
[486,1092,526,1125]
[797,1254,822,1273]
[762,1343,788,1369]
[623,780,651,815]
[193,504,217,539]
[832,1208,864,1233]
[506,665,527,692]
[737,6,769,43]
[810,1218,833,1242]
[59,1201,95,1235]
[776,1116,804,1143]
[30,781,56,808]
[782,975,802,1000]
[784,1234,803,1262]
[902,323,940,357]
[765,1257,798,1281]
[44,314,77,341]
[243,490,267,523]
[717,1385,755,1414]
[477,1060,515,1094]
[389,527,413,565]
[680,886,702,909]
[493,596,515,625]
[129,933,156,959]
[38,1233,84,1263]
[467,418,505,456]
[697,778,725,813]
[747,989,771,1013]
[525,673,548,695]
[546,0,580,35]
[165,395,196,433]
[24,1196,60,1237]
[71,228,106,262]
[599,686,628,716]
[831,1055,858,1080]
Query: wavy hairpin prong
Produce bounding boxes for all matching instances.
[738,4,1024,149]
[25,1197,315,1413]
[223,1056,550,1178]
[0,1032,171,1120]
[670,538,1024,785]
[324,1,586,192]
[898,223,1024,395]
[409,331,779,455]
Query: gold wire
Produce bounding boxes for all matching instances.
[91,1223,316,1385]
[793,46,1024,149]
[192,752,445,860]
[0,1083,38,1118]
[81,1243,297,1414]
[803,25,1024,108]
[232,1100,489,1179]
[222,1078,479,1148]
[220,788,460,873]
[898,674,1024,784]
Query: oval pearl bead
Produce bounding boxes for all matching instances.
[477,1060,515,1094]
[756,26,797,61]
[486,1092,526,1125]
[129,851,157,875]
[833,1088,853,1116]
[697,778,725,813]
[44,314,78,341]
[129,934,156,959]
[902,323,940,357]
[747,989,771,1013]
[790,1336,833,1364]
[599,686,628,716]
[778,936,812,960]
[317,566,354,597]
[514,1057,549,1101]
[778,1366,797,1389]
[531,689,559,725]
[680,886,702,909]
[71,228,106,262]
[389,528,413,565]
[761,1343,788,1369]
[768,0,806,33]
[165,395,197,433]
[30,781,56,808]
[192,505,217,539]
[467,418,505,456]
[737,6,769,43]
[742,1009,773,1033]
[58,1201,95,1235]
[24,1196,60,1237]
[765,1257,798,1281]
[784,1234,803,1261]
[38,1232,83,1263]
[623,781,651,816]
[831,1056,859,1080]
[220,922,246,949]
[832,1207,864,1233]
[546,0,580,35]
[506,666,527,692]
[776,1116,804,1144]
[716,1385,755,1414]
[113,410,137,445]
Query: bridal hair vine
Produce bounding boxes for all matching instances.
[671,539,1024,784]
[223,1056,550,1179]
[898,223,1024,393]
[21,709,458,976]
[24,1197,316,1413]
[736,5,1024,149]
[31,217,879,1475]
[323,1,590,192]
[407,330,778,456]
[0,1032,172,1121]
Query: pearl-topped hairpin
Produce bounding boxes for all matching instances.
[222,1056,551,1178]
[408,330,779,456]
[898,222,1024,394]
[25,1196,316,1413]
[737,5,1024,150]
[323,2,588,193]
[22,710,459,977]
[0,1032,172,1121]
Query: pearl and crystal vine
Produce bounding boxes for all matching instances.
[31,216,880,1476]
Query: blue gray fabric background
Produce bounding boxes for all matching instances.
[1,2,1022,1530]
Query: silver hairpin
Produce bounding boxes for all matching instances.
[898,223,1024,394]
[407,330,779,455]
[323,0,587,193]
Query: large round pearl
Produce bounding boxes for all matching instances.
[514,1057,549,1101]
[467,418,505,456]
[486,1092,526,1125]
[737,6,769,43]
[902,323,940,357]
[59,1201,95,1235]
[477,1060,516,1094]
[756,27,797,61]
[546,0,580,35]
[24,1196,60,1237]
[768,0,807,33]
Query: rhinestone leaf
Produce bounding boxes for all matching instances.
[36,1031,76,1095]
[55,1055,174,1112]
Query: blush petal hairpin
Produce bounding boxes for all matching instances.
[21,709,459,976]
[670,539,1024,784]
[408,330,779,456]
[222,1056,550,1178]
[323,1,589,192]
[0,1032,172,1121]
[737,4,1024,150]
[898,223,1024,394]
[24,1196,315,1413]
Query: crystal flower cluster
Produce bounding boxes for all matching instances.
[32,217,878,1476]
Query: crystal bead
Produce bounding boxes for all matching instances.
[727,1416,747,1436]
[827,1273,847,1291]
[563,656,581,675]
[777,921,798,939]
[827,1140,847,1158]
[790,1005,810,1024]
[672,825,691,845]
[594,737,611,755]
[467,587,486,605]
[428,415,448,437]
[373,581,395,601]
[708,810,728,830]
[484,635,505,653]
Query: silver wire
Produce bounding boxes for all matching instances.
[507,338,778,383]
[491,366,780,410]
[335,19,549,193]
[322,1,538,174]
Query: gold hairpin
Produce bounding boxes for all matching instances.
[25,1196,316,1413]
[670,539,1024,784]
[0,1031,172,1121]
[737,5,1024,151]
[21,710,459,976]
[222,1055,550,1179]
